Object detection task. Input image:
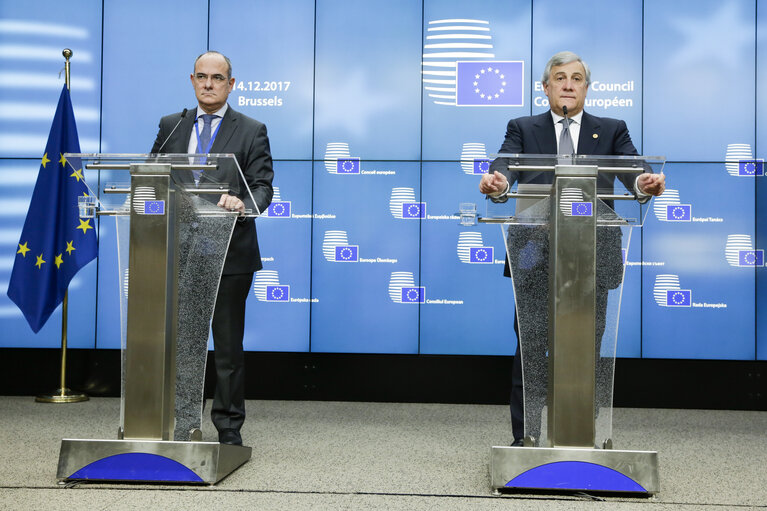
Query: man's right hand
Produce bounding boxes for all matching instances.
[479,171,509,196]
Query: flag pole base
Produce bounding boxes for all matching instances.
[36,388,89,403]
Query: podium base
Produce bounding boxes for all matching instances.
[57,438,251,484]
[35,388,89,403]
[490,446,658,495]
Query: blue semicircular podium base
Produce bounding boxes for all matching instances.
[69,452,203,483]
[506,460,646,492]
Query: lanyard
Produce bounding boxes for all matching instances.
[194,115,223,154]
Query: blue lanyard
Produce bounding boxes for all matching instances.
[194,115,223,154]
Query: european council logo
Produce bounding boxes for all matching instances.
[422,18,496,106]
[460,143,490,175]
[653,274,691,307]
[457,232,493,264]
[455,61,524,107]
[266,187,291,218]
[132,186,157,214]
[559,188,592,217]
[322,230,359,262]
[390,188,425,219]
[388,271,425,304]
[325,142,360,174]
[653,189,691,222]
[725,234,764,267]
[725,143,754,176]
[253,270,290,302]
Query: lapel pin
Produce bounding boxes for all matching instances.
[592,133,598,139]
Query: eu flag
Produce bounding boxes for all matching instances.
[738,159,764,176]
[455,61,524,106]
[7,85,97,333]
[336,158,360,174]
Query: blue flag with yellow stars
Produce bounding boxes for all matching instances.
[7,85,97,333]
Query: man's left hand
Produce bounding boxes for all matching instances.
[218,194,245,215]
[637,172,665,196]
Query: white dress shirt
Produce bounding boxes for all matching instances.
[188,104,228,154]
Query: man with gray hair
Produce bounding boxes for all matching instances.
[479,51,665,446]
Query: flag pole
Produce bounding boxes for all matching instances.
[36,48,88,404]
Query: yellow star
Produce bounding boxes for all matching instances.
[66,241,75,255]
[35,254,46,269]
[17,242,30,257]
[41,153,50,168]
[76,218,93,234]
[59,153,67,167]
[54,254,63,268]
[70,168,84,182]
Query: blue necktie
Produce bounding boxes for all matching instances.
[559,118,574,155]
[194,114,216,184]
[196,114,216,154]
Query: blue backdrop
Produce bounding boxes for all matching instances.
[0,0,764,360]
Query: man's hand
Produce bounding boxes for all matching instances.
[218,194,245,215]
[636,172,666,196]
[479,171,509,196]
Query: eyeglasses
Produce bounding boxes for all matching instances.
[194,73,228,83]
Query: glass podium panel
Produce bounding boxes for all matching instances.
[482,154,663,447]
[65,153,244,441]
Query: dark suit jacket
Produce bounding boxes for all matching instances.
[490,110,641,283]
[151,105,274,274]
[489,110,640,194]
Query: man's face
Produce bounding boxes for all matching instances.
[542,60,588,117]
[190,54,235,113]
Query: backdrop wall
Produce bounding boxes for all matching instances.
[0,0,764,361]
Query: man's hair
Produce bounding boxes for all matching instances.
[541,51,590,86]
[193,51,232,79]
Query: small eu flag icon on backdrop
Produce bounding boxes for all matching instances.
[666,289,691,307]
[267,201,291,218]
[401,287,425,303]
[334,245,359,262]
[738,159,764,176]
[266,285,290,302]
[665,204,691,221]
[402,202,426,219]
[469,247,493,263]
[336,157,360,174]
[738,249,764,267]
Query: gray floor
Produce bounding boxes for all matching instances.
[0,396,765,510]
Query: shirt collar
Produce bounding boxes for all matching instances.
[195,103,228,120]
[550,109,583,125]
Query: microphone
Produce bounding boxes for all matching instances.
[155,108,188,153]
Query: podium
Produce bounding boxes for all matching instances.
[476,154,664,494]
[55,153,257,484]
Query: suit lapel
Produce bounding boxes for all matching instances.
[532,112,557,154]
[210,105,238,154]
[577,112,600,155]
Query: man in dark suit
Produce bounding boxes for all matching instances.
[151,51,273,446]
[479,51,665,446]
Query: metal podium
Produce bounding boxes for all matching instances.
[475,154,664,494]
[55,153,257,484]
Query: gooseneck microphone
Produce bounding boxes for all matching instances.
[155,108,188,153]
